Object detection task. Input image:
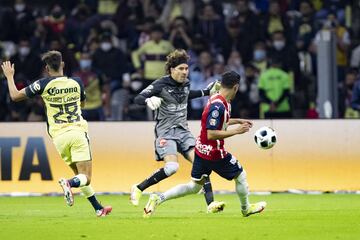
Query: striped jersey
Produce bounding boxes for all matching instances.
[195,94,231,161]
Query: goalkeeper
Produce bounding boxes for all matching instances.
[130,49,224,213]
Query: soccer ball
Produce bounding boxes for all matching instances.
[254,126,277,149]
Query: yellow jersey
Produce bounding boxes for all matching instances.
[25,76,88,138]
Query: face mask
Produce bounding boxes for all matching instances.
[273,40,285,50]
[15,3,25,12]
[100,42,112,52]
[254,50,266,61]
[79,59,92,70]
[19,46,30,56]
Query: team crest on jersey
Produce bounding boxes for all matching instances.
[159,138,167,147]
[211,110,219,118]
[209,118,217,126]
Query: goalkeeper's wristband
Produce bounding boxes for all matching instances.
[202,89,210,96]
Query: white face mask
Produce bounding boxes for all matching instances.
[79,59,92,70]
[100,42,112,52]
[273,40,285,50]
[19,46,30,56]
[15,3,26,12]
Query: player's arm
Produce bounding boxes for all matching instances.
[134,80,163,110]
[1,61,27,102]
[188,80,221,100]
[205,103,250,140]
[228,118,253,127]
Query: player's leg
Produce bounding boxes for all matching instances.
[130,139,179,206]
[181,129,222,212]
[234,170,266,217]
[213,153,266,217]
[143,152,210,217]
[184,148,215,207]
[58,131,111,216]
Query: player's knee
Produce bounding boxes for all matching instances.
[235,170,247,185]
[85,175,91,185]
[188,181,203,193]
[164,162,179,176]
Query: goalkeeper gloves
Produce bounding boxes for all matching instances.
[205,80,221,96]
[145,96,163,110]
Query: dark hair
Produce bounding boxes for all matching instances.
[221,71,240,88]
[41,50,62,71]
[165,49,189,74]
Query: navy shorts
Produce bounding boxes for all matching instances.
[191,153,243,181]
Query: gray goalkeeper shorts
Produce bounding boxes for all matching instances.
[154,127,195,161]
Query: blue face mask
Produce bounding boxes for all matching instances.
[253,50,266,61]
[80,59,92,70]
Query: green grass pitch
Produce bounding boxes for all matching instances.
[0,194,359,240]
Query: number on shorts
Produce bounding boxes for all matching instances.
[50,102,80,123]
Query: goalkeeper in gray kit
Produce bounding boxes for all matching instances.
[131,49,224,213]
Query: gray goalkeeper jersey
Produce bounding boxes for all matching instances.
[139,75,191,137]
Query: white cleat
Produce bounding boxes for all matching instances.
[143,194,161,218]
[58,178,74,207]
[130,184,142,206]
[242,201,267,217]
[207,201,226,213]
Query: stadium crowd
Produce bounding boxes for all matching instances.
[0,0,359,121]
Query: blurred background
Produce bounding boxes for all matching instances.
[0,0,359,122]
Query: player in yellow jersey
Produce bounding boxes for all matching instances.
[1,51,112,217]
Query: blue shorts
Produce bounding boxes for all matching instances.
[191,153,243,181]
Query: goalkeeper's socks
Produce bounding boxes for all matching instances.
[88,195,103,211]
[137,168,168,191]
[203,178,214,206]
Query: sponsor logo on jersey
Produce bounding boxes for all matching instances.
[47,87,78,96]
[195,139,213,155]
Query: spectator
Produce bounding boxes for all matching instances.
[10,39,43,82]
[92,32,130,120]
[340,68,359,118]
[168,16,193,50]
[268,31,299,87]
[232,64,260,118]
[351,71,360,116]
[195,3,226,52]
[251,41,268,74]
[131,24,174,85]
[258,58,292,118]
[221,17,253,63]
[189,50,215,119]
[158,0,195,30]
[73,52,110,121]
[260,0,291,41]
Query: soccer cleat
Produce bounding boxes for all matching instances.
[207,201,226,213]
[130,184,142,206]
[96,206,112,217]
[143,194,161,218]
[242,201,267,217]
[58,178,74,207]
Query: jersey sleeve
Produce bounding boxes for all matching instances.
[134,79,163,105]
[71,77,86,101]
[24,78,47,98]
[206,102,225,130]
